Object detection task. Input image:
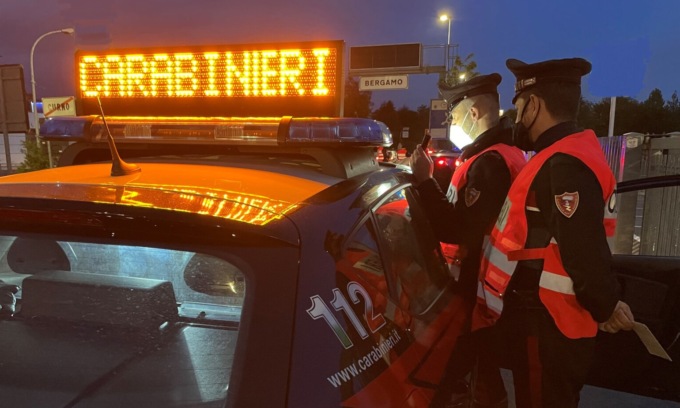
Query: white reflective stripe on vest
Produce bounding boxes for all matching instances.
[539,270,575,295]
[477,283,503,314]
[487,246,517,276]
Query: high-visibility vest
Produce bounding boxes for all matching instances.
[441,143,527,275]
[472,129,617,339]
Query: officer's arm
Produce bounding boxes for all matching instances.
[416,152,511,245]
[536,154,619,322]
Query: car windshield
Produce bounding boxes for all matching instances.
[0,234,248,408]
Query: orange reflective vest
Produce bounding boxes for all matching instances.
[441,144,527,275]
[472,130,617,339]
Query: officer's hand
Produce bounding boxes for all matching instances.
[0,283,20,317]
[409,145,434,185]
[599,301,635,333]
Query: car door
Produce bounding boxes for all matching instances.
[587,175,680,402]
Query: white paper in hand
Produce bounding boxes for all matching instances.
[633,322,672,361]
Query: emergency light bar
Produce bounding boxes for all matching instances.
[40,116,393,147]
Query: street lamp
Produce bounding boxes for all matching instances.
[30,27,75,168]
[439,14,451,70]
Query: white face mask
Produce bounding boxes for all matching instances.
[448,109,476,149]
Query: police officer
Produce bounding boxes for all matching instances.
[473,58,635,408]
[411,73,526,408]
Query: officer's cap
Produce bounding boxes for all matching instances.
[438,73,502,109]
[506,57,592,103]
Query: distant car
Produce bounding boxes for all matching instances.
[376,146,407,163]
[0,115,469,407]
[429,147,462,191]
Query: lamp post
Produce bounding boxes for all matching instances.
[439,14,451,71]
[30,28,75,168]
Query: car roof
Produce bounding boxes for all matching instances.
[0,162,332,223]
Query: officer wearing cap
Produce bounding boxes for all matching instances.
[472,58,635,408]
[411,74,526,408]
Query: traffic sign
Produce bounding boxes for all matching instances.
[429,99,449,139]
[359,75,409,91]
[42,96,76,117]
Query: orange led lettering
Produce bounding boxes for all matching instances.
[253,52,262,96]
[80,56,99,97]
[280,50,303,96]
[103,55,126,97]
[174,53,198,97]
[126,55,145,96]
[313,49,330,96]
[151,54,173,96]
[242,52,253,96]
[204,52,219,96]
[78,46,337,99]
[225,52,236,96]
[260,51,277,96]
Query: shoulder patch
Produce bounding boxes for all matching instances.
[555,191,579,218]
[465,187,481,207]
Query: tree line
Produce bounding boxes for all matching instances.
[578,89,680,136]
[345,63,680,148]
[488,89,680,137]
[344,78,680,148]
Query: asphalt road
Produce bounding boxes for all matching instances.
[500,370,680,407]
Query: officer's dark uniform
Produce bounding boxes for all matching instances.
[486,58,620,408]
[416,74,518,407]
[417,74,515,301]
[418,122,513,298]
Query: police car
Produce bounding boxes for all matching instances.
[1,115,679,407]
[429,147,462,192]
[0,115,469,407]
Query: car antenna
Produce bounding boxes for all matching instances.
[96,96,141,176]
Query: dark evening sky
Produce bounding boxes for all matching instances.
[1,0,679,111]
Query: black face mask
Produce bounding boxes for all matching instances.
[512,99,537,151]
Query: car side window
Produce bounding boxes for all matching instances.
[373,188,450,315]
[0,234,251,408]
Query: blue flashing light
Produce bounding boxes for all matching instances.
[287,118,391,146]
[40,116,95,141]
[39,116,393,147]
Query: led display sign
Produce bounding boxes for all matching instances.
[75,41,343,117]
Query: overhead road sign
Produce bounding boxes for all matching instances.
[349,43,446,76]
[350,43,421,70]
[359,75,408,91]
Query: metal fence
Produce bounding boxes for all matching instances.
[600,134,680,256]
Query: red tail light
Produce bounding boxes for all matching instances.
[454,158,462,167]
[436,159,446,166]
